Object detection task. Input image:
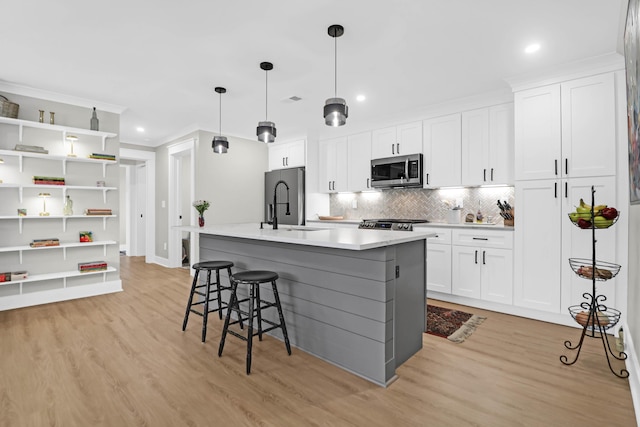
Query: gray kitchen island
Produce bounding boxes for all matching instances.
[178,224,434,386]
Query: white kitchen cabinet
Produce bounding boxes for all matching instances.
[371,121,422,159]
[422,114,461,188]
[268,139,305,170]
[319,137,348,193]
[461,104,514,186]
[514,176,617,313]
[514,73,615,181]
[422,228,452,294]
[452,229,513,304]
[347,131,372,192]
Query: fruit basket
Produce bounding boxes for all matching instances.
[568,305,621,331]
[567,211,619,229]
[568,258,621,281]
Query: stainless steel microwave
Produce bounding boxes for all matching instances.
[371,153,423,188]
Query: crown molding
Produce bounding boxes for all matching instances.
[0,80,127,114]
[505,52,625,92]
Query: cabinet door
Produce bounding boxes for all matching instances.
[268,144,288,170]
[286,140,306,168]
[319,137,347,193]
[426,243,452,293]
[461,108,490,186]
[347,131,372,192]
[514,85,561,181]
[560,176,617,311]
[371,126,397,158]
[561,74,616,178]
[423,114,462,188]
[481,248,513,304]
[488,103,514,185]
[514,179,562,312]
[452,245,481,299]
[334,138,348,192]
[397,121,422,155]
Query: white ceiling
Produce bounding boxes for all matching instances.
[0,0,627,147]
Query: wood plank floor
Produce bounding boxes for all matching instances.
[0,256,635,426]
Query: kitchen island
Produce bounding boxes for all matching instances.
[178,223,435,386]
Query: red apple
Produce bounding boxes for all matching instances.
[601,207,617,220]
[577,218,592,229]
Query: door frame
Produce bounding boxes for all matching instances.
[168,138,196,268]
[119,148,156,264]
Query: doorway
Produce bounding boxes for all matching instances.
[168,138,195,269]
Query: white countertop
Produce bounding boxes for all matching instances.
[306,219,514,231]
[176,223,435,251]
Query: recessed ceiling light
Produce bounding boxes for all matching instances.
[525,43,541,54]
[136,127,145,133]
[356,94,366,102]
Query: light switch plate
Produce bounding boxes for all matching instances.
[352,199,358,209]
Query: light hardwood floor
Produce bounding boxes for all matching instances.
[0,256,635,426]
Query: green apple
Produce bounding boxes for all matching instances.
[569,212,579,222]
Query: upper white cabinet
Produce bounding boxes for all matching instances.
[347,131,372,192]
[268,139,305,170]
[461,103,514,186]
[319,137,348,193]
[371,121,422,159]
[514,73,616,181]
[423,114,461,188]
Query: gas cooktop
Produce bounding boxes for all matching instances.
[358,218,430,231]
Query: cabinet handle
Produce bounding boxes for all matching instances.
[472,237,488,240]
[366,178,370,188]
[483,169,486,182]
[491,168,494,181]
[282,157,285,167]
[565,182,568,198]
[482,251,486,265]
[565,158,568,175]
[554,182,557,198]
[328,181,332,191]
[426,173,429,185]
[286,156,289,166]
[555,159,558,176]
[396,143,400,154]
[392,144,395,155]
[332,181,335,191]
[474,250,478,264]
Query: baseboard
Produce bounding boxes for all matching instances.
[622,322,640,426]
[0,279,122,311]
[153,256,171,268]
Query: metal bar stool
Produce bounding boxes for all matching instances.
[182,260,234,343]
[218,270,291,374]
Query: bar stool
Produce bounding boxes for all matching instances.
[218,270,291,374]
[182,260,234,343]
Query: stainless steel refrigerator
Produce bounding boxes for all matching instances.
[264,167,305,226]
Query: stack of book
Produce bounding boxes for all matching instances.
[0,271,27,282]
[89,153,116,161]
[0,272,11,282]
[85,208,112,216]
[15,144,48,154]
[33,176,65,185]
[78,261,107,273]
[30,238,60,248]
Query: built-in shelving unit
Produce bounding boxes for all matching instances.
[0,215,117,233]
[0,240,117,263]
[0,149,116,176]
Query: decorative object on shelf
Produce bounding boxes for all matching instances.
[15,144,48,154]
[63,194,73,216]
[79,231,93,242]
[560,186,628,378]
[90,107,99,131]
[39,110,44,123]
[38,192,51,216]
[193,199,210,227]
[256,61,277,143]
[78,261,107,273]
[0,94,19,118]
[212,87,229,154]
[96,180,105,187]
[85,208,112,216]
[465,213,474,223]
[49,111,55,125]
[17,208,26,216]
[0,272,11,283]
[30,238,60,248]
[89,153,116,161]
[66,134,78,157]
[33,176,65,185]
[10,271,28,280]
[324,24,348,127]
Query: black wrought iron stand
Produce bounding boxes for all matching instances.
[560,186,628,378]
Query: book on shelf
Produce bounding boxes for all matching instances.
[33,176,65,185]
[0,272,11,282]
[11,271,28,280]
[78,261,108,273]
[30,238,60,247]
[79,231,93,242]
[89,153,116,161]
[14,144,48,154]
[85,208,112,216]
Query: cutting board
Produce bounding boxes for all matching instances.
[318,216,344,220]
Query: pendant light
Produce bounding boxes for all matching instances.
[324,24,348,127]
[257,61,277,143]
[212,87,229,154]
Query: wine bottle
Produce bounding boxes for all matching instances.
[90,107,99,131]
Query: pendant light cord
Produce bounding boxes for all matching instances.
[219,92,222,136]
[334,34,338,97]
[265,69,268,121]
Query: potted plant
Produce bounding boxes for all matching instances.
[193,200,210,227]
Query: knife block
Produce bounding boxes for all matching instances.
[504,209,514,226]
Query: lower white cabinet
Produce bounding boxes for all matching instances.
[451,229,513,304]
[424,228,452,293]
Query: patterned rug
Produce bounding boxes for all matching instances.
[426,304,487,343]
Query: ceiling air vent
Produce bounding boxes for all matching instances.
[288,96,302,101]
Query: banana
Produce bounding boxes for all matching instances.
[579,198,591,209]
[593,204,607,214]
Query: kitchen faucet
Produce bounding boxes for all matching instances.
[271,180,290,230]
